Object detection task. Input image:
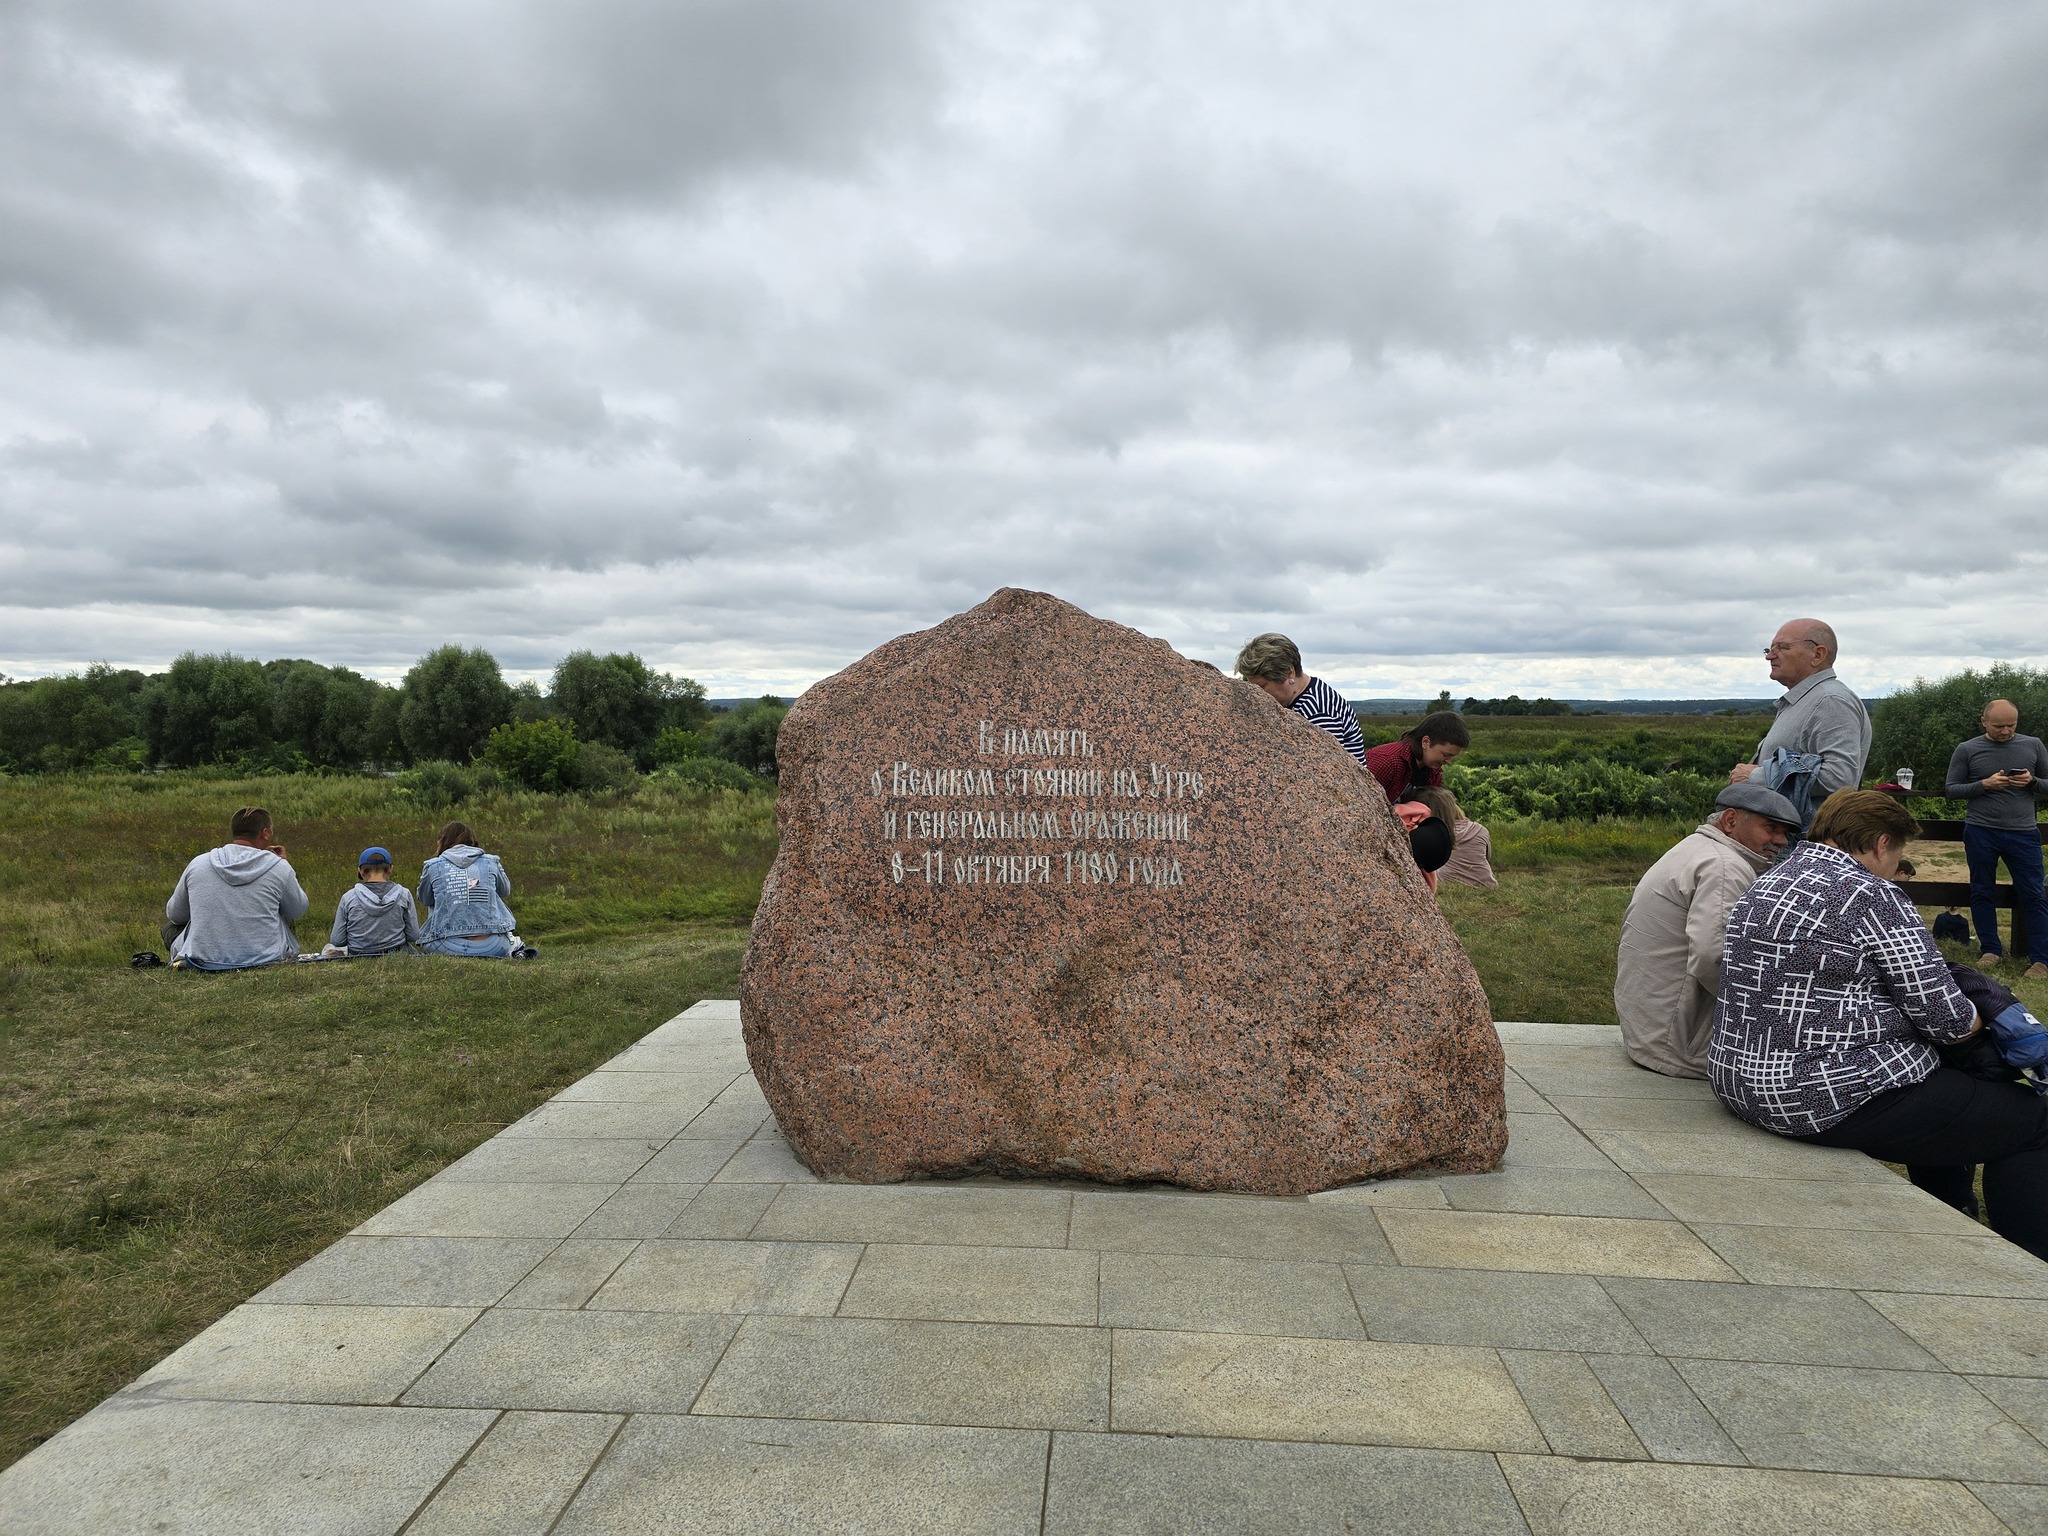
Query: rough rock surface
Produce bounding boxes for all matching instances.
[741,588,1505,1195]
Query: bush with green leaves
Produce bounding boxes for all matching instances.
[709,698,786,777]
[396,758,501,810]
[652,726,709,764]
[482,718,582,791]
[651,756,765,793]
[574,741,642,795]
[399,646,513,764]
[1446,759,1720,823]
[1871,664,2048,800]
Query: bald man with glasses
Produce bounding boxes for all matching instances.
[1727,619,1871,827]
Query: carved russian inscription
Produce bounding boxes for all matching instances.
[876,720,1192,890]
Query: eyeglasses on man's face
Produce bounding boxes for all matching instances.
[1764,640,1819,656]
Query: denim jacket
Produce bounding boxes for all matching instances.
[418,845,517,940]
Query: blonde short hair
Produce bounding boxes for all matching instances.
[1235,633,1302,683]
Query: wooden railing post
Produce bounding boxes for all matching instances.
[1878,787,2041,962]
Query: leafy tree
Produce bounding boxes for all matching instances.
[270,662,385,767]
[399,647,513,763]
[1463,694,1573,717]
[550,651,667,764]
[660,674,710,735]
[510,680,552,723]
[366,686,407,764]
[1871,664,2048,798]
[0,664,149,771]
[140,653,275,767]
[482,718,582,791]
[709,697,787,777]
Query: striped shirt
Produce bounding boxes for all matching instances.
[1710,841,1976,1136]
[1290,677,1366,765]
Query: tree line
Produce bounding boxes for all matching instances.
[0,648,785,783]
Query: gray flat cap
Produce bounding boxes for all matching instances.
[1715,782,1801,826]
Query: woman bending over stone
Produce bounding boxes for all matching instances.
[1711,789,2048,1259]
[418,821,528,958]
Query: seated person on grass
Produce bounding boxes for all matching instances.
[163,806,309,971]
[418,821,527,958]
[327,847,422,957]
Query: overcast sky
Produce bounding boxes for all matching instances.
[3,1,2044,698]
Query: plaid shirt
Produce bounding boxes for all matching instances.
[1710,841,1976,1135]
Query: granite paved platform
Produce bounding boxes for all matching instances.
[8,1004,2048,1533]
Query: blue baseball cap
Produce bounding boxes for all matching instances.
[358,846,393,868]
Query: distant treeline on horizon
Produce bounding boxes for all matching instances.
[0,648,789,777]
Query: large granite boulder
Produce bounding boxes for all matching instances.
[740,588,1504,1194]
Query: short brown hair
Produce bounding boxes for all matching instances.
[229,806,272,840]
[437,821,479,854]
[1808,789,1917,855]
[1235,633,1303,683]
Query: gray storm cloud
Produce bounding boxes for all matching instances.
[2,0,2045,694]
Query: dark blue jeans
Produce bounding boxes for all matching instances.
[1964,823,2048,958]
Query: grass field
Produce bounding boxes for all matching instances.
[3,747,2040,1469]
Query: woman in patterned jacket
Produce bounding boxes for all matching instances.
[1711,789,2048,1259]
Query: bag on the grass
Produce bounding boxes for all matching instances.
[128,951,165,969]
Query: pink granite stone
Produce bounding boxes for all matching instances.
[740,588,1505,1195]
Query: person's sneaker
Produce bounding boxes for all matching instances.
[2027,963,2048,981]
[1982,952,2008,968]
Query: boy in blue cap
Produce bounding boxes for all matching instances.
[328,847,423,957]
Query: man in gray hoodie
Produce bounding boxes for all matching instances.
[163,807,309,970]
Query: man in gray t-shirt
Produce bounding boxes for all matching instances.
[1945,698,2048,975]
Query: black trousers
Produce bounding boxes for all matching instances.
[1805,1067,2048,1261]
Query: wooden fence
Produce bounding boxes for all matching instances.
[1880,789,2044,961]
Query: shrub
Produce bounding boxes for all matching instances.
[1446,760,1720,823]
[709,698,787,777]
[651,757,764,793]
[652,727,709,765]
[399,647,513,764]
[574,741,641,794]
[483,718,583,792]
[397,759,501,810]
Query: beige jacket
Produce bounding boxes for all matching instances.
[1614,822,1774,1078]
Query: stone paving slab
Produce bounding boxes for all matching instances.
[6,1008,2047,1532]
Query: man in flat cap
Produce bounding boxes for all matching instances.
[1614,783,1802,1078]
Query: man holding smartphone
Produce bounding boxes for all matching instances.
[1946,699,2048,977]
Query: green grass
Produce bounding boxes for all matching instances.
[0,927,746,1470]
[0,772,777,966]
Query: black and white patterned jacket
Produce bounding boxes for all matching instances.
[1709,841,1976,1135]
